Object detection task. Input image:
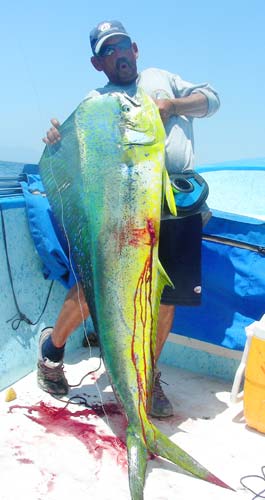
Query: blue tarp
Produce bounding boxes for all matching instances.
[172,161,265,350]
[18,161,265,352]
[172,211,265,350]
[21,174,77,289]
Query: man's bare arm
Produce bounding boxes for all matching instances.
[154,92,208,124]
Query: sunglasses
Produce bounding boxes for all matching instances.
[99,38,132,57]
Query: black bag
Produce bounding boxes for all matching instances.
[170,171,209,216]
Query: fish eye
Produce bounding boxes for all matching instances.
[122,105,131,112]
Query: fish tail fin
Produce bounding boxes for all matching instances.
[126,425,148,500]
[145,421,233,491]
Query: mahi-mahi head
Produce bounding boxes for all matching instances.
[39,89,232,499]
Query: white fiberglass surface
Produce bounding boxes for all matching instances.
[0,346,263,499]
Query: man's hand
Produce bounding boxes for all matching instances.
[153,99,174,124]
[42,118,61,145]
[154,93,208,124]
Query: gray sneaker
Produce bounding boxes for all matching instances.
[37,328,69,396]
[149,370,174,418]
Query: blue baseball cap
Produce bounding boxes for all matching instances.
[90,20,131,55]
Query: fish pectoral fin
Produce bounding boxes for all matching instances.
[158,260,174,289]
[162,167,177,217]
[126,426,148,500]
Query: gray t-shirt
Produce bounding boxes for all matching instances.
[86,67,220,175]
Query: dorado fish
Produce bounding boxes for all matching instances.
[39,89,232,499]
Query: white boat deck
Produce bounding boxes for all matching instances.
[1,346,264,500]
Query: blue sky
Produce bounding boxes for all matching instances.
[1,0,265,166]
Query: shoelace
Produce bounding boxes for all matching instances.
[153,372,168,400]
[38,361,65,382]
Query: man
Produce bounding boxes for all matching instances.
[39,20,220,418]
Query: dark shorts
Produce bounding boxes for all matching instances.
[158,214,202,306]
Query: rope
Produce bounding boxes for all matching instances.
[1,207,54,330]
[240,466,265,499]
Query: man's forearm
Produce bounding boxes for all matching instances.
[154,92,209,123]
[172,92,208,117]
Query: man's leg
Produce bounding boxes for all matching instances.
[155,303,175,363]
[149,214,203,418]
[51,284,89,347]
[37,283,89,395]
[149,304,175,418]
